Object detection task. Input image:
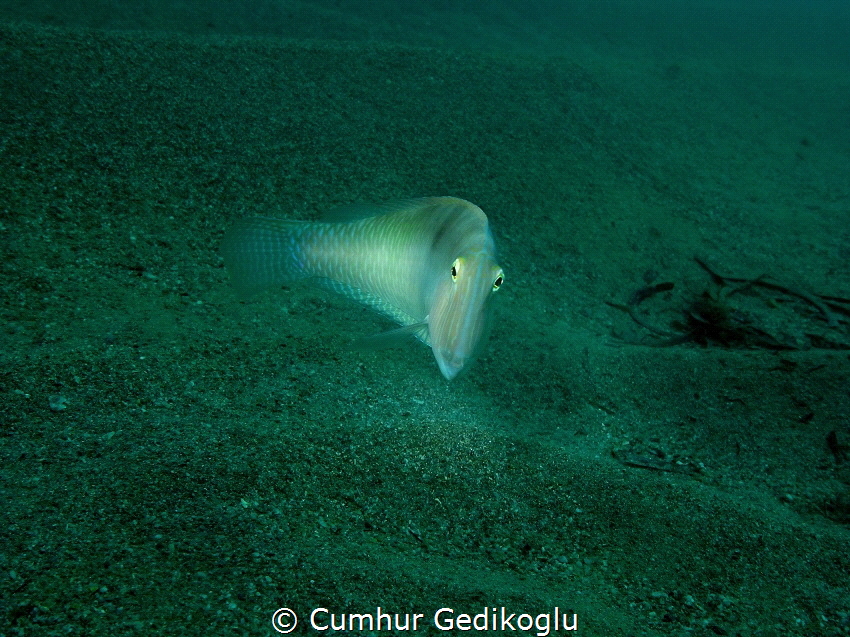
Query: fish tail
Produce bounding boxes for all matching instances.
[221,216,309,295]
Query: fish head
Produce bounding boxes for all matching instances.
[428,251,504,380]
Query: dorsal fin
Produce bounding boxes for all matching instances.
[321,198,432,223]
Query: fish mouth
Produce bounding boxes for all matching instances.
[436,352,466,381]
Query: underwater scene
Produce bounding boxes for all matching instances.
[1,1,849,635]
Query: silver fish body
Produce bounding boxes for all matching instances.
[221,197,504,379]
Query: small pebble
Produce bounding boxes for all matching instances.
[49,394,69,411]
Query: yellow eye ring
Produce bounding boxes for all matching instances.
[492,271,504,291]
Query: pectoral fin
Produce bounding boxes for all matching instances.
[352,322,430,350]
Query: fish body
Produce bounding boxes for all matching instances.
[221,197,504,379]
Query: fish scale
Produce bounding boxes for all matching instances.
[221,196,504,379]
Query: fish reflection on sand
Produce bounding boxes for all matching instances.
[221,197,504,379]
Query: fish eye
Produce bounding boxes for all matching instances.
[451,259,460,281]
[492,272,504,291]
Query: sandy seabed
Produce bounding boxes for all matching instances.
[1,3,849,635]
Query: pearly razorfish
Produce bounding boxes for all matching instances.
[221,197,504,380]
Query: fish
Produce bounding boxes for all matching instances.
[221,197,504,380]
